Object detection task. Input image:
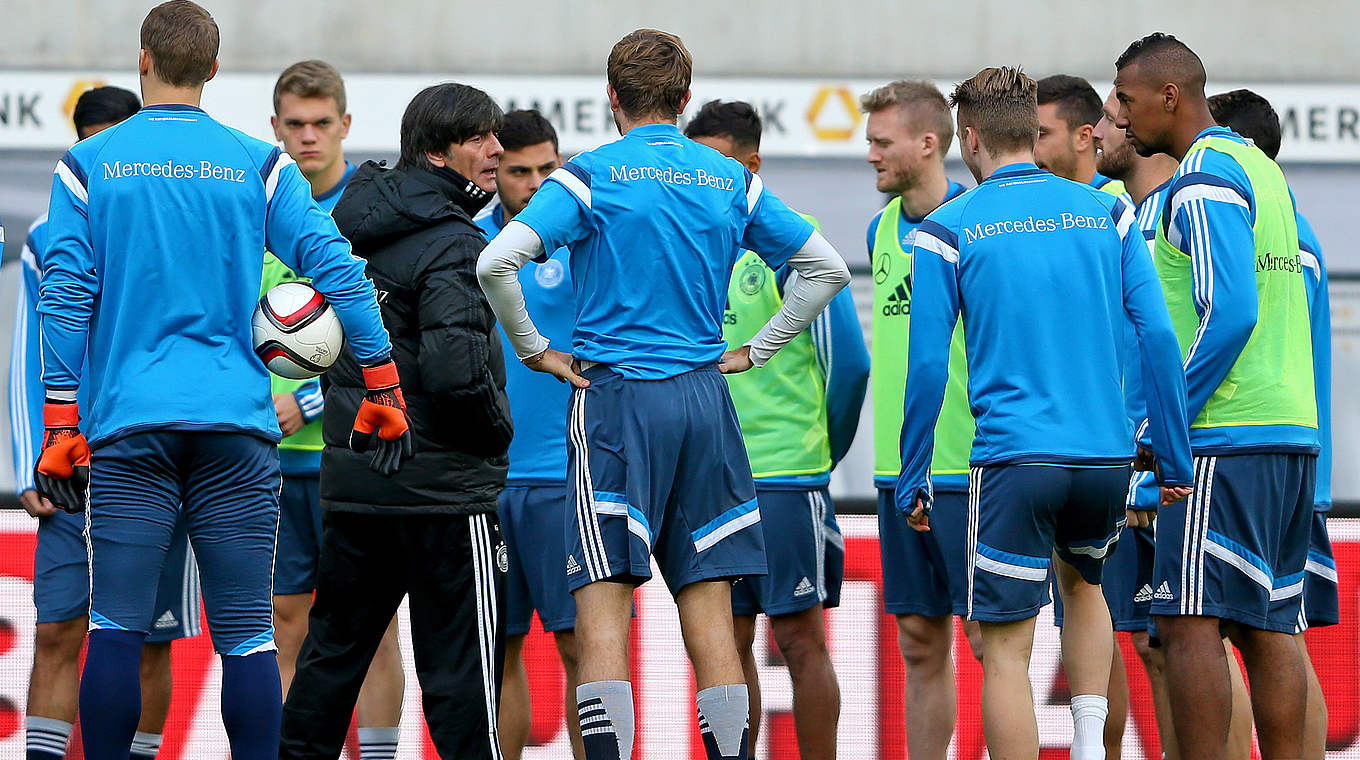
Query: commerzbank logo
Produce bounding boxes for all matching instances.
[806,86,861,142]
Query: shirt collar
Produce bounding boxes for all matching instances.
[141,103,206,114]
[985,162,1045,183]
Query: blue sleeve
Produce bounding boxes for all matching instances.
[9,237,42,494]
[1118,203,1193,487]
[866,212,882,268]
[894,220,961,513]
[515,165,594,252]
[293,379,325,424]
[37,154,97,392]
[740,174,815,270]
[1165,169,1259,429]
[1300,221,1331,508]
[809,285,870,465]
[262,154,392,365]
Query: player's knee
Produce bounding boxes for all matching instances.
[140,641,172,675]
[896,615,950,667]
[770,611,828,670]
[1131,632,1161,671]
[34,619,86,661]
[554,631,581,673]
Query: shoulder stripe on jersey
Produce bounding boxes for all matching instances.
[913,228,959,264]
[262,150,295,204]
[745,171,764,214]
[1112,198,1135,240]
[550,165,592,209]
[1300,250,1320,278]
[918,218,958,251]
[1170,181,1249,216]
[54,158,88,205]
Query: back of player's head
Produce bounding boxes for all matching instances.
[1115,32,1206,96]
[73,86,141,135]
[859,80,955,154]
[499,109,559,154]
[684,100,762,153]
[607,29,692,120]
[1209,89,1282,160]
[398,83,504,171]
[274,60,347,116]
[950,67,1038,155]
[140,0,219,88]
[1036,74,1103,130]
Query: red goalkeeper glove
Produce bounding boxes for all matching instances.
[349,360,414,476]
[34,398,91,514]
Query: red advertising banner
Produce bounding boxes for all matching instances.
[1,511,1357,759]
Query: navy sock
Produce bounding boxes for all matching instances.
[220,651,283,760]
[79,629,146,760]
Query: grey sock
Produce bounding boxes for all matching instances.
[696,683,750,759]
[577,680,634,760]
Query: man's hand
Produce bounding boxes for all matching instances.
[34,399,91,514]
[19,489,58,518]
[1126,508,1156,529]
[718,345,754,375]
[1134,446,1156,472]
[1160,486,1193,506]
[524,348,589,388]
[274,393,304,437]
[350,360,415,476]
[907,497,931,532]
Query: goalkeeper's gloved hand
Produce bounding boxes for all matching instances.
[349,359,414,476]
[34,396,91,514]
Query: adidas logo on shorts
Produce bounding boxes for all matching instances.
[153,610,178,630]
[1134,584,1155,603]
[566,554,582,575]
[793,577,815,597]
[1153,581,1173,601]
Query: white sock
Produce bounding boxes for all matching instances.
[358,726,400,760]
[130,731,164,759]
[1070,694,1109,760]
[25,716,72,759]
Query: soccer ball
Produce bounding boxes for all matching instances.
[252,282,346,380]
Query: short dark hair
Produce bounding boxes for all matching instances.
[498,109,558,154]
[683,100,761,152]
[1115,33,1206,95]
[274,59,346,115]
[398,83,504,170]
[950,67,1039,155]
[73,86,141,133]
[140,1,219,88]
[1209,89,1282,160]
[607,29,692,120]
[1036,74,1103,130]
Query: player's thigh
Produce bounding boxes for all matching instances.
[33,510,93,626]
[656,368,765,593]
[967,465,1067,622]
[88,431,182,633]
[179,432,280,654]
[274,475,323,596]
[146,512,202,642]
[1301,509,1339,628]
[508,485,577,634]
[1053,465,1130,587]
[878,488,952,617]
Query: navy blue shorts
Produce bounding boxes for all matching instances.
[732,487,843,617]
[500,484,577,635]
[1151,453,1314,634]
[1054,525,1155,632]
[1300,510,1338,630]
[565,364,765,595]
[33,507,199,641]
[88,431,280,656]
[967,464,1127,622]
[878,488,972,617]
[274,475,322,595]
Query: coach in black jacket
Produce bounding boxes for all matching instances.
[281,83,512,760]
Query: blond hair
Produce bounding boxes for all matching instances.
[949,67,1038,155]
[607,29,692,120]
[274,60,347,115]
[860,80,955,153]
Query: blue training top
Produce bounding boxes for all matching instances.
[478,202,575,484]
[896,163,1194,510]
[512,123,815,380]
[1297,212,1332,510]
[40,105,390,447]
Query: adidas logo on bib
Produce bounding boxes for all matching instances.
[793,577,815,597]
[566,555,582,575]
[1134,584,1154,603]
[153,611,178,630]
[1153,581,1173,600]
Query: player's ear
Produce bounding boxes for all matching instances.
[606,84,620,112]
[678,90,692,115]
[1163,82,1178,112]
[1076,123,1094,151]
[270,115,281,141]
[921,131,938,157]
[205,59,219,83]
[340,112,352,139]
[746,151,762,174]
[138,49,152,78]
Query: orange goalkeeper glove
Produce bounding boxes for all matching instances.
[349,360,414,476]
[34,397,91,513]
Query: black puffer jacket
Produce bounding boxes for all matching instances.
[320,161,512,514]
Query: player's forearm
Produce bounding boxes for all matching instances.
[746,231,849,366]
[312,259,393,365]
[818,291,870,464]
[1138,328,1195,486]
[476,221,551,360]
